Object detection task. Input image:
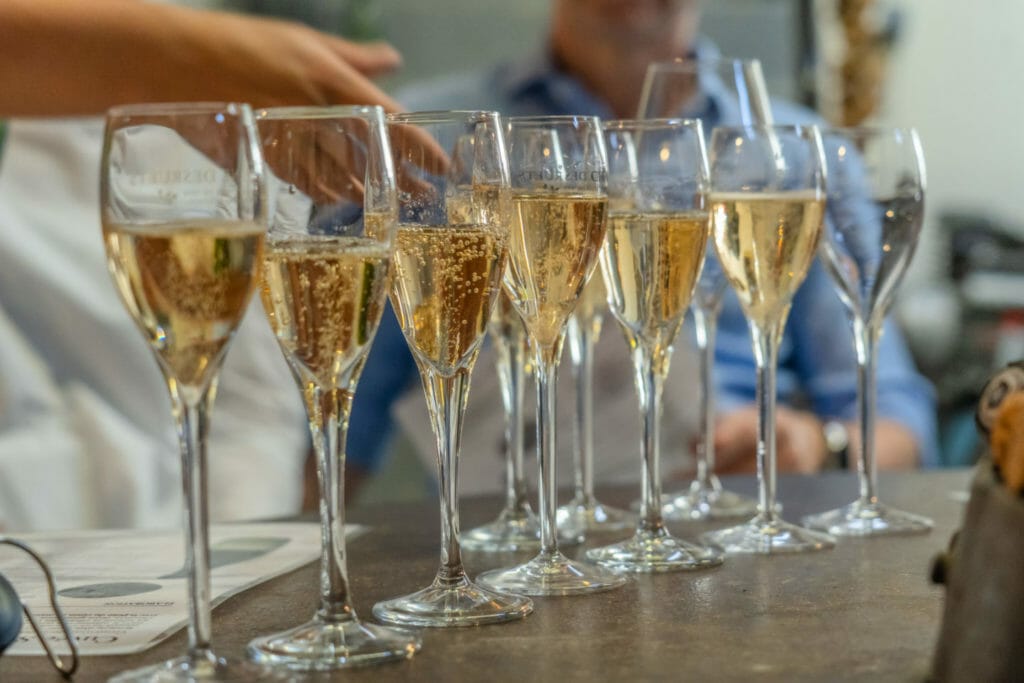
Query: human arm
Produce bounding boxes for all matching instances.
[0,0,402,117]
[713,405,919,474]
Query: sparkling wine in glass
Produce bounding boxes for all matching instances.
[476,116,628,596]
[585,118,722,572]
[802,126,933,536]
[372,111,533,626]
[700,125,836,555]
[556,269,635,535]
[102,103,274,682]
[245,107,421,670]
[637,57,769,520]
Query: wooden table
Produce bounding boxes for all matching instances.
[2,469,969,682]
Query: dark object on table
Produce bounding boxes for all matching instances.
[932,368,1024,682]
[0,572,22,654]
[931,462,1024,682]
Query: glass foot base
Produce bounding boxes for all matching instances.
[585,527,723,573]
[701,515,835,555]
[557,499,635,534]
[109,653,284,682]
[803,500,933,537]
[662,483,760,521]
[246,617,420,671]
[476,550,628,596]
[463,508,582,552]
[371,574,532,627]
[462,507,541,553]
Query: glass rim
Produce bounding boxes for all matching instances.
[820,124,920,138]
[603,117,703,131]
[386,110,500,124]
[105,101,251,118]
[710,123,819,137]
[506,114,602,126]
[644,56,763,72]
[257,104,385,120]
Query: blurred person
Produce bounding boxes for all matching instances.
[0,0,404,530]
[349,0,938,494]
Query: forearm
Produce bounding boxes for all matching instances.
[0,0,401,117]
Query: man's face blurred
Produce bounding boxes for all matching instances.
[561,0,700,46]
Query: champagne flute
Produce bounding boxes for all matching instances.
[638,57,768,520]
[372,111,532,626]
[700,125,836,555]
[585,118,722,572]
[460,291,543,552]
[803,126,933,536]
[247,107,421,670]
[664,248,759,520]
[638,57,772,127]
[477,116,627,596]
[101,103,272,681]
[556,270,635,534]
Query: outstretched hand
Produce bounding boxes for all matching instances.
[0,0,404,117]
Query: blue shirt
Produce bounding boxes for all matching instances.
[348,42,940,470]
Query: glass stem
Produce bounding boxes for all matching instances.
[304,384,356,624]
[633,346,667,533]
[751,321,782,522]
[497,334,530,515]
[854,318,880,506]
[170,380,216,666]
[693,306,718,488]
[568,316,599,505]
[422,368,471,583]
[534,341,564,557]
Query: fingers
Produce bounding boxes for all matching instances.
[329,39,402,78]
[326,58,406,113]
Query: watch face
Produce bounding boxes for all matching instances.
[823,420,849,454]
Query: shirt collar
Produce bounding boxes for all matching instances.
[496,36,741,125]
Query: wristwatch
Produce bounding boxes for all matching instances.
[823,420,850,469]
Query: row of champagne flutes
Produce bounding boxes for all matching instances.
[98,56,930,682]
[467,58,933,558]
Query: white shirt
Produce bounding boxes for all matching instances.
[0,118,308,532]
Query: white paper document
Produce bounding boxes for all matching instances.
[0,522,358,656]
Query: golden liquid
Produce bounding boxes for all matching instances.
[103,219,264,387]
[260,236,390,389]
[504,191,608,351]
[710,192,825,329]
[446,184,507,227]
[574,266,607,323]
[390,224,507,375]
[603,211,709,353]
